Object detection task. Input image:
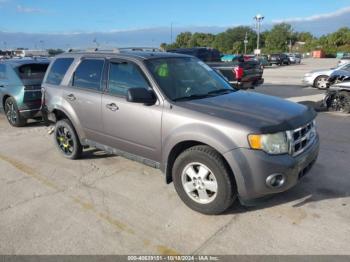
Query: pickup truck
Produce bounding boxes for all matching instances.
[167,48,264,89]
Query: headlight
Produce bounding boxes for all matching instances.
[248,132,289,155]
[304,73,312,77]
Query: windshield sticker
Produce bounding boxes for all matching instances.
[198,61,213,71]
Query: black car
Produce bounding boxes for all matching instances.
[168,48,264,89]
[268,53,291,66]
[167,47,221,62]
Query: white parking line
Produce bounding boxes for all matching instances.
[285,94,325,103]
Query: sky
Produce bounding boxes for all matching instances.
[1,0,350,48]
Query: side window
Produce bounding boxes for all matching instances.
[72,59,104,91]
[108,62,150,96]
[46,58,74,85]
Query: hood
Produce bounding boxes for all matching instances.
[177,91,316,133]
[309,68,334,74]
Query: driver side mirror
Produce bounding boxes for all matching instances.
[127,88,156,105]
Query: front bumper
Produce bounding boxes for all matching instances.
[302,76,314,86]
[223,134,319,202]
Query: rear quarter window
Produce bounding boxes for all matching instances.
[45,58,74,85]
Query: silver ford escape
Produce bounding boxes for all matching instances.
[42,49,319,214]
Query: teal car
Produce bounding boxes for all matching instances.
[0,58,49,126]
[257,55,269,68]
[221,54,241,62]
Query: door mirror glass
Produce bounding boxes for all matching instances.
[127,88,156,105]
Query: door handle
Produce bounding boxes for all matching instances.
[66,94,76,101]
[106,103,119,111]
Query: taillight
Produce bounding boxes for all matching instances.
[234,67,244,80]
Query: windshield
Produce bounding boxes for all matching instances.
[145,57,235,101]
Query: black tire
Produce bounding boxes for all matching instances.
[172,145,237,215]
[54,119,82,159]
[314,75,329,89]
[4,97,26,127]
[328,91,350,113]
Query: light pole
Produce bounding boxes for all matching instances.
[244,32,248,54]
[253,14,264,54]
[170,22,173,44]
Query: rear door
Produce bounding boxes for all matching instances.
[101,58,162,162]
[62,58,105,140]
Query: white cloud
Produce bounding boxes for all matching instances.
[273,6,350,23]
[16,4,45,13]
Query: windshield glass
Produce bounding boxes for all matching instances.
[145,57,235,101]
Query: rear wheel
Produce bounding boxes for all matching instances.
[4,97,26,127]
[314,75,329,89]
[172,145,237,215]
[54,119,82,159]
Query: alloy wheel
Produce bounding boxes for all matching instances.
[56,126,74,155]
[181,162,218,204]
[5,100,17,125]
[316,77,328,89]
[329,93,349,112]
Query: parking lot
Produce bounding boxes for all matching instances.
[0,58,349,255]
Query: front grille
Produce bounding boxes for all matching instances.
[287,121,317,157]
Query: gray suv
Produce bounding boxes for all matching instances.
[42,50,319,214]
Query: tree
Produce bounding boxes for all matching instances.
[264,23,293,53]
[175,32,192,48]
[213,26,256,53]
[189,33,215,47]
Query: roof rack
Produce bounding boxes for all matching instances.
[66,47,163,53]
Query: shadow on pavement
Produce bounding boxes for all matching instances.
[80,148,116,160]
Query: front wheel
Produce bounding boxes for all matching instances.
[314,75,329,89]
[172,145,237,215]
[4,97,26,127]
[54,119,82,159]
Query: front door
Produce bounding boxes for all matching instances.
[101,59,162,162]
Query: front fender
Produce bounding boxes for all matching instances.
[161,122,240,170]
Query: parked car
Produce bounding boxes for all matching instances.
[268,53,290,66]
[338,56,350,67]
[256,55,270,68]
[168,48,264,89]
[42,49,319,215]
[287,53,301,64]
[324,82,350,113]
[221,54,241,62]
[303,62,350,89]
[0,58,49,126]
[167,47,221,62]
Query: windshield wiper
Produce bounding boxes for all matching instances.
[173,94,211,102]
[207,89,236,95]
